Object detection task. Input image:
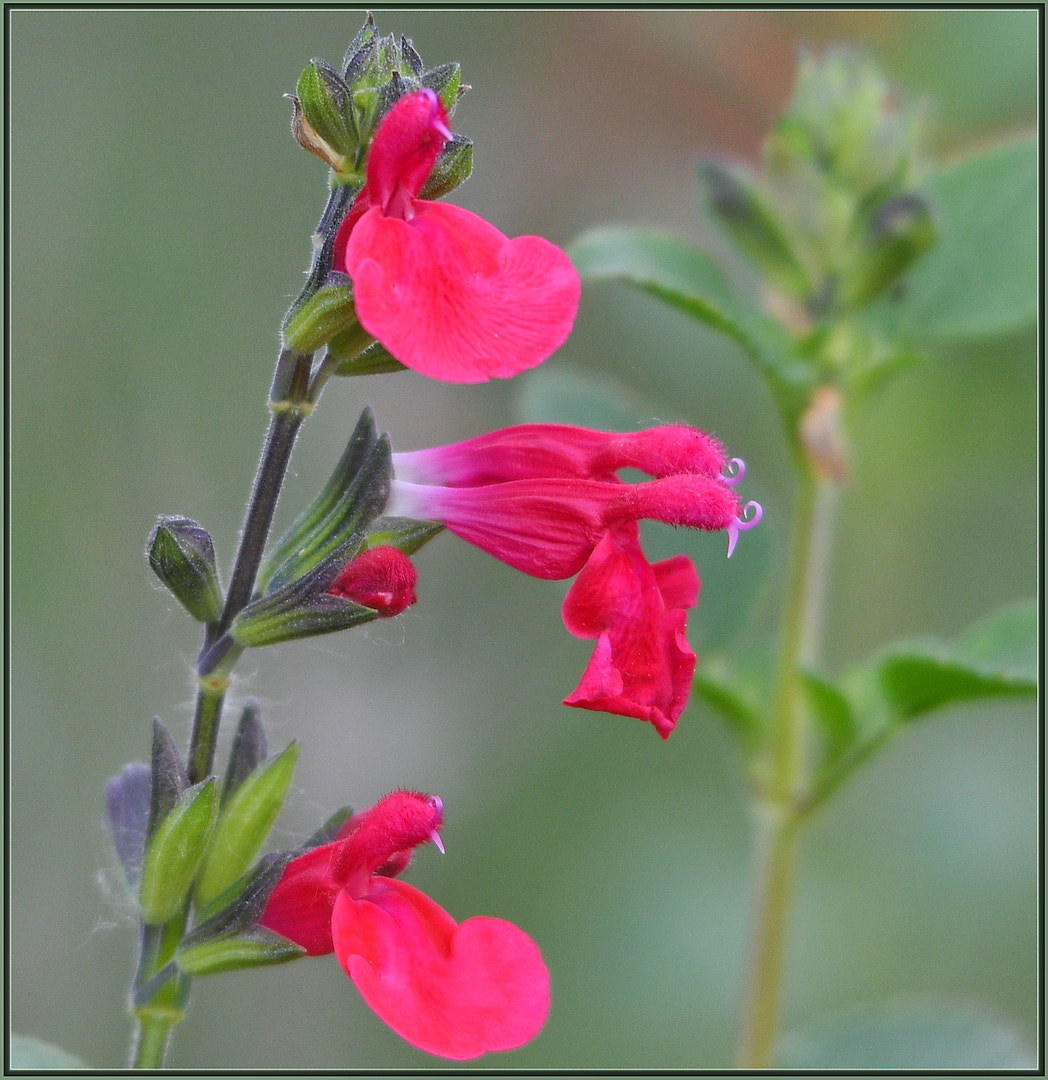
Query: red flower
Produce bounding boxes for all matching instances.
[328,546,418,616]
[388,423,761,735]
[259,791,549,1060]
[334,90,580,383]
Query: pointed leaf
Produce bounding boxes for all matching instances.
[802,669,857,769]
[185,851,293,935]
[149,716,188,833]
[568,226,813,420]
[139,779,218,924]
[195,743,299,910]
[875,598,1036,722]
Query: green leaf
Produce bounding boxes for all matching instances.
[807,599,1037,811]
[875,597,1037,722]
[139,780,218,924]
[801,669,857,768]
[9,1034,88,1070]
[571,226,747,333]
[195,743,299,910]
[568,226,813,429]
[882,138,1037,340]
[775,997,1036,1069]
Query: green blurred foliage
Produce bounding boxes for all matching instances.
[8,8,1037,1069]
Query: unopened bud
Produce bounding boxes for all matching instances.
[843,192,935,309]
[328,546,418,616]
[148,516,223,623]
[700,159,810,298]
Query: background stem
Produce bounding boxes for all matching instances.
[735,471,836,1067]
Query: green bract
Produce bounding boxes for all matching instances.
[194,743,299,910]
[139,780,218,925]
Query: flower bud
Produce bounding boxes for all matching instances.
[327,546,418,617]
[147,516,223,623]
[281,280,359,354]
[842,192,935,309]
[700,159,810,298]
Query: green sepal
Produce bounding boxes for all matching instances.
[148,717,189,835]
[175,926,306,976]
[147,515,223,623]
[281,280,359,354]
[230,548,379,648]
[138,779,218,925]
[421,62,464,114]
[222,700,267,800]
[366,516,445,556]
[418,135,473,201]
[194,743,299,910]
[699,160,812,299]
[259,417,393,594]
[332,339,406,377]
[304,805,356,848]
[841,192,935,310]
[258,408,377,590]
[296,58,355,161]
[283,183,358,337]
[188,851,292,931]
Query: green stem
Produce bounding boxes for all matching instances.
[735,472,836,1067]
[129,919,189,1068]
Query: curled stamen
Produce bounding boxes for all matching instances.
[722,457,746,485]
[725,500,763,558]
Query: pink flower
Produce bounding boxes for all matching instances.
[388,423,761,735]
[260,791,549,1060]
[327,546,418,616]
[334,89,580,383]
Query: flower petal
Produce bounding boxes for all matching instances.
[343,201,579,383]
[393,423,727,487]
[257,841,343,955]
[332,879,549,1059]
[562,529,699,737]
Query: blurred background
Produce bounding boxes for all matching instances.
[9,8,1038,1069]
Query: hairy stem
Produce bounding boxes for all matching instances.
[131,349,315,1068]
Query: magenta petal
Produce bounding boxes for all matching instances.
[257,841,343,956]
[562,529,698,738]
[344,201,580,383]
[332,879,550,1060]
